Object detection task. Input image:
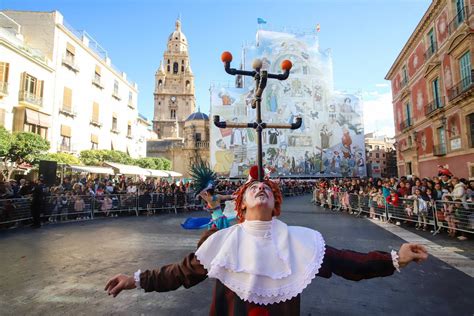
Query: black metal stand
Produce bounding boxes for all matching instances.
[214,52,302,181]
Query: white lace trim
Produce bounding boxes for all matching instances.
[391,250,400,272]
[195,219,326,305]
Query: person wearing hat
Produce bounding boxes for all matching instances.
[105,169,428,315]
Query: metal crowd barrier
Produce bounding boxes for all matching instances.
[1,185,312,229]
[311,188,474,236]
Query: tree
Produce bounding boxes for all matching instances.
[0,131,50,180]
[40,152,82,165]
[134,157,158,169]
[79,150,134,166]
[161,158,171,170]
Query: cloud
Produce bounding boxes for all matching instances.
[375,83,389,88]
[362,92,395,137]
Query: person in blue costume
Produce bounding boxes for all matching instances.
[198,182,234,230]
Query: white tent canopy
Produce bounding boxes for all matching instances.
[68,165,114,175]
[147,169,170,177]
[103,162,150,176]
[163,170,183,177]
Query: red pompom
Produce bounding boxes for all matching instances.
[281,59,292,71]
[249,165,259,180]
[221,51,233,63]
[248,306,269,316]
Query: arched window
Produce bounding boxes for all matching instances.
[158,80,162,88]
[173,62,179,74]
[186,80,190,89]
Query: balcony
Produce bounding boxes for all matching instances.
[92,77,104,89]
[112,92,121,101]
[18,90,43,107]
[196,141,209,149]
[424,97,444,116]
[62,55,80,72]
[127,102,135,109]
[448,6,470,35]
[90,120,102,127]
[59,144,72,152]
[424,43,438,61]
[447,71,474,101]
[433,145,447,156]
[59,107,77,117]
[110,128,119,134]
[0,81,8,96]
[399,118,412,131]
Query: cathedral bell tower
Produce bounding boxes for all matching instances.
[153,19,196,139]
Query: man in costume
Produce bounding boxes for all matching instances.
[105,170,428,315]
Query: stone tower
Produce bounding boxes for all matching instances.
[153,19,196,139]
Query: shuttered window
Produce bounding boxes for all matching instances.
[63,87,72,111]
[0,62,9,82]
[61,125,71,137]
[92,102,100,123]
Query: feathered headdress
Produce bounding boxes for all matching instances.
[189,158,217,195]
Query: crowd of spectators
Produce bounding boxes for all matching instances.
[0,175,314,227]
[312,167,474,240]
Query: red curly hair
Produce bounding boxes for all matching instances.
[233,180,283,223]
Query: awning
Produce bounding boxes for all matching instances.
[61,125,71,137]
[68,165,114,174]
[66,42,76,54]
[103,161,150,176]
[162,170,183,177]
[25,108,40,125]
[25,109,51,127]
[147,169,170,177]
[91,134,98,143]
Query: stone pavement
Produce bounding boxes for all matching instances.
[0,195,473,315]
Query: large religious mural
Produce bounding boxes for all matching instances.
[210,30,365,177]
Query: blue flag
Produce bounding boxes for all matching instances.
[257,17,267,24]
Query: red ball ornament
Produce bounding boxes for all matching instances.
[249,165,259,180]
[221,51,233,63]
[281,59,292,71]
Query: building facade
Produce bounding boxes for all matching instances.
[365,133,397,178]
[0,10,150,158]
[147,19,209,177]
[385,0,474,179]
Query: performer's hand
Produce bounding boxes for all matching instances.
[398,243,428,268]
[105,274,136,297]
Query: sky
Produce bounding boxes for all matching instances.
[1,0,432,137]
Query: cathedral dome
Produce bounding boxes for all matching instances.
[186,111,209,122]
[168,19,187,44]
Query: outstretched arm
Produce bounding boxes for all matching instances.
[105,229,217,297]
[317,243,428,281]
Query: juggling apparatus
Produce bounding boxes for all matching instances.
[214,51,302,181]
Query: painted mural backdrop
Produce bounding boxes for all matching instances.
[210,30,365,177]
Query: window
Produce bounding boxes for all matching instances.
[24,74,37,95]
[24,123,47,139]
[456,0,465,23]
[195,133,202,142]
[60,135,71,151]
[432,77,441,108]
[468,113,474,148]
[428,28,437,54]
[112,115,118,131]
[91,102,100,124]
[383,153,386,158]
[128,91,133,106]
[369,153,372,157]
[459,51,471,89]
[406,162,412,175]
[170,109,176,119]
[65,43,75,62]
[438,126,447,153]
[94,66,100,83]
[0,62,9,94]
[91,134,98,150]
[127,123,132,137]
[375,153,380,158]
[113,80,119,96]
[173,62,179,74]
[62,87,72,112]
[20,73,43,106]
[405,102,412,126]
[402,65,408,84]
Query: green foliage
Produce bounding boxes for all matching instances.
[0,127,12,158]
[9,132,50,164]
[0,131,50,180]
[79,150,133,166]
[160,158,171,170]
[40,152,82,165]
[134,157,157,169]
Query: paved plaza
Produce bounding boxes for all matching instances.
[1,195,473,315]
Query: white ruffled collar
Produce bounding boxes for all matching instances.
[195,218,326,305]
